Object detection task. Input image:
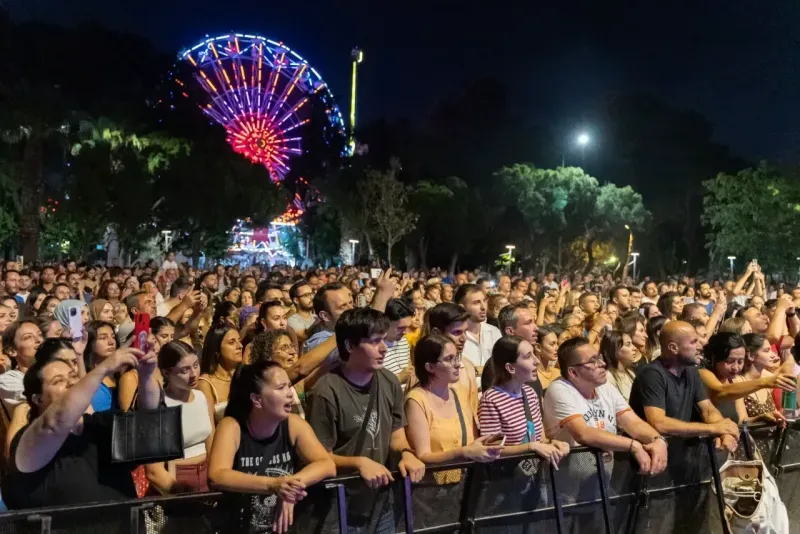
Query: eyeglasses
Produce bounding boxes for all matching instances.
[439,354,463,366]
[572,355,605,369]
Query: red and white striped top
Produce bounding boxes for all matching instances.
[478,385,543,445]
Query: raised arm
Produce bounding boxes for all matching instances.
[15,348,143,473]
[370,268,397,313]
[698,367,795,402]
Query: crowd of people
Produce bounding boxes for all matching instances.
[0,255,795,533]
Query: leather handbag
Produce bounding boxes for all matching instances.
[111,405,184,464]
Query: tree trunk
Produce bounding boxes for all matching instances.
[386,234,393,266]
[19,134,44,262]
[557,236,563,276]
[191,231,202,267]
[449,252,458,275]
[583,237,596,275]
[418,236,428,270]
[365,233,374,259]
[622,230,633,281]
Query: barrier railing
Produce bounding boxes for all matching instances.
[0,421,798,534]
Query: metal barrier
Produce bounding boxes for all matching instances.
[0,422,797,534]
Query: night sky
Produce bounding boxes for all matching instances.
[8,0,800,162]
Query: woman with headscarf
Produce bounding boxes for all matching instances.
[89,299,114,323]
[53,300,89,339]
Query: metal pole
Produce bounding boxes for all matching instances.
[594,450,614,534]
[549,462,565,534]
[403,476,415,534]
[325,482,348,533]
[706,438,731,534]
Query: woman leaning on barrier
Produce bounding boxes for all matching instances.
[2,344,160,509]
[208,360,335,534]
[405,334,503,475]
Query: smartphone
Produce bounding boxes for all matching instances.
[485,433,506,447]
[370,268,383,279]
[561,279,569,288]
[133,313,151,354]
[15,255,23,268]
[358,278,365,288]
[67,305,83,341]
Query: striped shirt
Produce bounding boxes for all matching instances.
[384,337,411,376]
[478,384,543,445]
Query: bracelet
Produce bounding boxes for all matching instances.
[653,435,668,445]
[628,439,636,453]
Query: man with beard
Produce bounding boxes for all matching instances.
[629,321,739,452]
[695,282,715,315]
[287,281,316,341]
[455,284,502,373]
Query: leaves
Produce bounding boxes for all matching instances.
[703,162,800,272]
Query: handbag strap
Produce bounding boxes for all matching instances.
[520,387,536,443]
[353,374,379,456]
[451,388,467,447]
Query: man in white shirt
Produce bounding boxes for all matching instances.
[543,337,667,476]
[383,298,415,384]
[454,283,502,372]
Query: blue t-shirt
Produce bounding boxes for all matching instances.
[90,383,114,412]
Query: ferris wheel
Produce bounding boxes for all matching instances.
[176,33,346,183]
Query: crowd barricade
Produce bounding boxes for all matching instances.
[0,421,799,534]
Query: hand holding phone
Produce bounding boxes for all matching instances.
[133,313,152,355]
[67,305,83,342]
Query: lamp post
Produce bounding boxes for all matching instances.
[349,239,359,265]
[505,245,515,260]
[631,252,640,281]
[161,230,173,250]
[727,256,736,280]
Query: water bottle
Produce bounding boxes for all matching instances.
[781,387,798,421]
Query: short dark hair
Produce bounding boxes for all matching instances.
[170,277,191,298]
[385,298,415,322]
[704,332,746,368]
[511,279,527,291]
[453,283,481,306]
[313,282,346,316]
[629,286,642,295]
[424,303,469,334]
[679,302,705,321]
[609,285,629,302]
[289,281,310,301]
[3,269,19,280]
[335,308,390,362]
[557,337,591,378]
[498,303,529,334]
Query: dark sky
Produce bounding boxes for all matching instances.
[8,0,800,162]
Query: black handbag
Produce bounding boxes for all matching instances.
[111,405,184,464]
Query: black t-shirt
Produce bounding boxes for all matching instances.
[230,418,298,533]
[628,359,709,423]
[3,411,137,509]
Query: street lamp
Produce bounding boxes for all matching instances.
[631,252,640,281]
[505,245,515,259]
[562,131,591,166]
[349,239,359,265]
[727,256,736,279]
[161,230,173,250]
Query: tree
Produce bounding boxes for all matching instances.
[496,164,650,274]
[360,159,417,265]
[703,163,800,274]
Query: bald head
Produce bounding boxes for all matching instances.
[660,320,700,365]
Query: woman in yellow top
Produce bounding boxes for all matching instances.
[405,334,503,468]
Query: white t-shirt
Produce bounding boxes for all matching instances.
[383,337,411,377]
[161,260,178,272]
[542,378,631,447]
[0,370,26,413]
[462,322,502,368]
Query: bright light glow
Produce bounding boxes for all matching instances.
[577,133,590,146]
[727,256,737,260]
[506,245,516,250]
[631,252,640,257]
[349,239,360,244]
[624,224,630,230]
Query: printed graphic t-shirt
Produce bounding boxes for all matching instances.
[307,367,405,464]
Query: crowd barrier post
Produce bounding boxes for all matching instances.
[593,449,614,534]
[624,475,648,534]
[325,481,349,533]
[548,461,565,534]
[705,437,731,534]
[402,476,415,534]
[457,463,482,534]
[129,502,153,534]
[771,425,790,479]
[27,513,51,534]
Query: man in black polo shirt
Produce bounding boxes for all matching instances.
[629,321,739,452]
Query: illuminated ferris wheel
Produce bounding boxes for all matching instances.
[176,33,346,183]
